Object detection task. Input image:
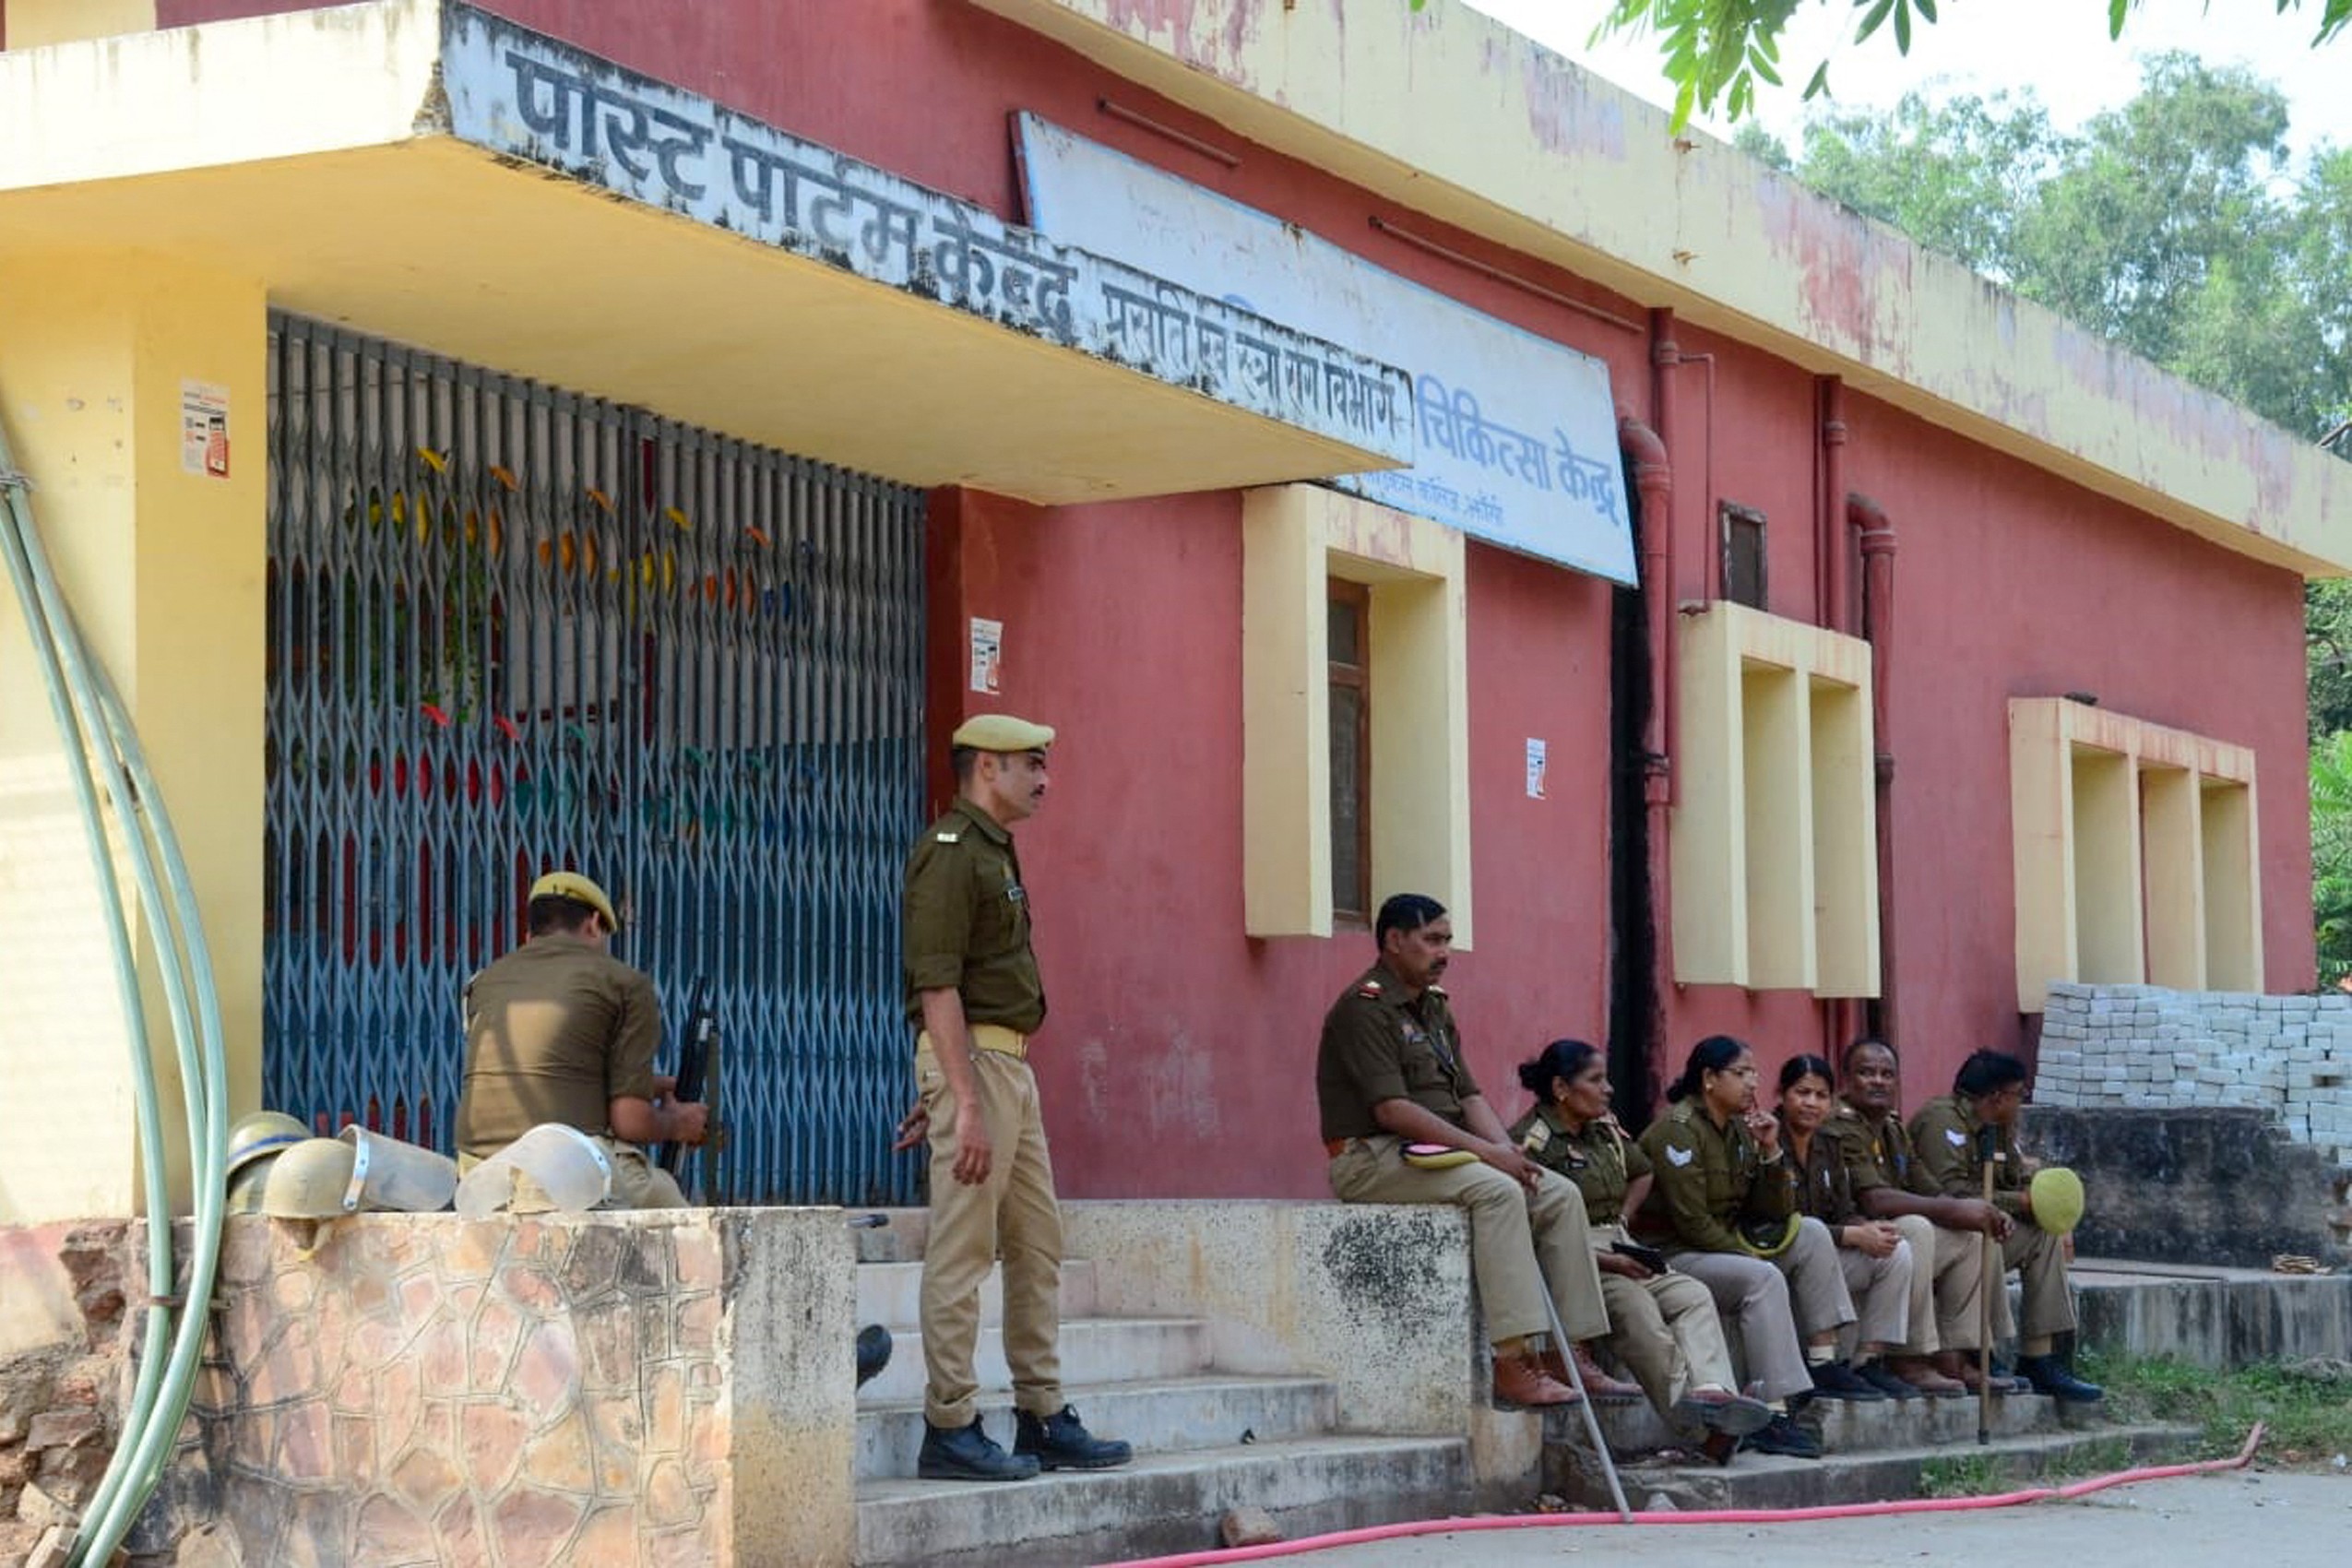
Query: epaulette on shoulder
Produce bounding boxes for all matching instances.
[1425,982,1447,998]
[1355,977,1384,999]
[934,829,962,844]
[1667,1100,1699,1126]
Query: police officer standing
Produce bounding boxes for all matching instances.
[901,715,1131,1482]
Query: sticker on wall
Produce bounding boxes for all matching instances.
[1526,739,1548,801]
[969,618,1004,695]
[181,381,231,479]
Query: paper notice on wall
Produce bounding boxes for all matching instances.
[181,381,231,478]
[969,618,1004,695]
[1526,738,1548,801]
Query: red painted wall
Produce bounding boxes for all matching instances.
[930,490,1617,1198]
[158,0,2319,1189]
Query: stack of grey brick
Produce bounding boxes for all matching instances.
[2035,982,2352,1168]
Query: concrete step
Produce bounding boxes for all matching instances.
[852,1208,930,1263]
[2069,1261,2352,1368]
[855,1373,1339,1480]
[1566,1385,2073,1455]
[855,1257,1099,1328]
[854,1433,1470,1568]
[1547,1419,2203,1512]
[856,1316,1210,1405]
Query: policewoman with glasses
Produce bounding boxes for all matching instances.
[1634,1036,1870,1458]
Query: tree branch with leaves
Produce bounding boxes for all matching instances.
[1546,0,2352,126]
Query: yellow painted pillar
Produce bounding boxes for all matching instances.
[0,252,266,1222]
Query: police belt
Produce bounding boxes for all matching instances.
[919,1024,1028,1062]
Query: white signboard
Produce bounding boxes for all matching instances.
[435,6,1410,463]
[1015,115,1636,584]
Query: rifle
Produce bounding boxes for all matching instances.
[659,979,724,1196]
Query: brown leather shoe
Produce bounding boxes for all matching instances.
[1887,1354,1967,1396]
[1566,1344,1645,1403]
[1935,1351,2013,1396]
[1493,1353,1582,1407]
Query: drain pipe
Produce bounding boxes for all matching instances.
[1099,1423,2265,1567]
[1862,495,1900,1048]
[1815,378,1859,1056]
[1621,413,1673,1038]
[0,421,231,1568]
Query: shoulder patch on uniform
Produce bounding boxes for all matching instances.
[934,830,961,843]
[1663,1143,1696,1168]
[1944,1127,1968,1147]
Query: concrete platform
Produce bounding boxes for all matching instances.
[855,1255,1099,1327]
[1548,1420,2202,1512]
[2069,1258,2352,1366]
[1573,1384,2085,1455]
[855,1433,1471,1568]
[855,1372,1337,1480]
[855,1314,1212,1404]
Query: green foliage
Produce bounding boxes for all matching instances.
[1586,0,2351,128]
[1917,1448,2007,1497]
[2083,1349,2352,1464]
[2310,727,2352,986]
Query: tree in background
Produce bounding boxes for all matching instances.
[1583,0,2348,126]
[1746,56,2349,437]
[2312,731,2352,986]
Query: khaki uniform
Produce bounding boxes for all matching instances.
[1635,1100,1849,1401]
[1829,1099,1992,1352]
[1910,1095,2074,1341]
[455,934,683,1209]
[1317,968,1607,1347]
[1786,1118,1919,1354]
[1510,1104,1738,1414]
[905,799,1063,1429]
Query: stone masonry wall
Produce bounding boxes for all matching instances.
[1,1222,137,1566]
[2033,981,2352,1168]
[0,1208,859,1568]
[162,1213,733,1568]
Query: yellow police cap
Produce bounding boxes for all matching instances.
[951,713,1055,753]
[529,870,620,929]
[2028,1166,2086,1237]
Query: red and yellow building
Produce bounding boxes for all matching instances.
[2,0,2345,1224]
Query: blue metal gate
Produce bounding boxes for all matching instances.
[263,314,925,1205]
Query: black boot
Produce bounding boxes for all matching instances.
[918,1418,1040,1481]
[1808,1360,1888,1401]
[1014,1405,1134,1471]
[2016,1353,2104,1403]
[854,1324,893,1390]
[1743,1412,1823,1459]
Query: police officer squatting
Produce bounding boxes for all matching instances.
[1318,893,2099,1467]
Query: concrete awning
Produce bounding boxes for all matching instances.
[0,1,1412,504]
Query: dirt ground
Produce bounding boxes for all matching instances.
[1240,1468,2352,1566]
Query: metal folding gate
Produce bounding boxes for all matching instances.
[263,314,925,1205]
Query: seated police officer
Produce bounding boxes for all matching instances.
[1910,1050,2102,1403]
[456,871,707,1209]
[1316,894,1610,1408]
